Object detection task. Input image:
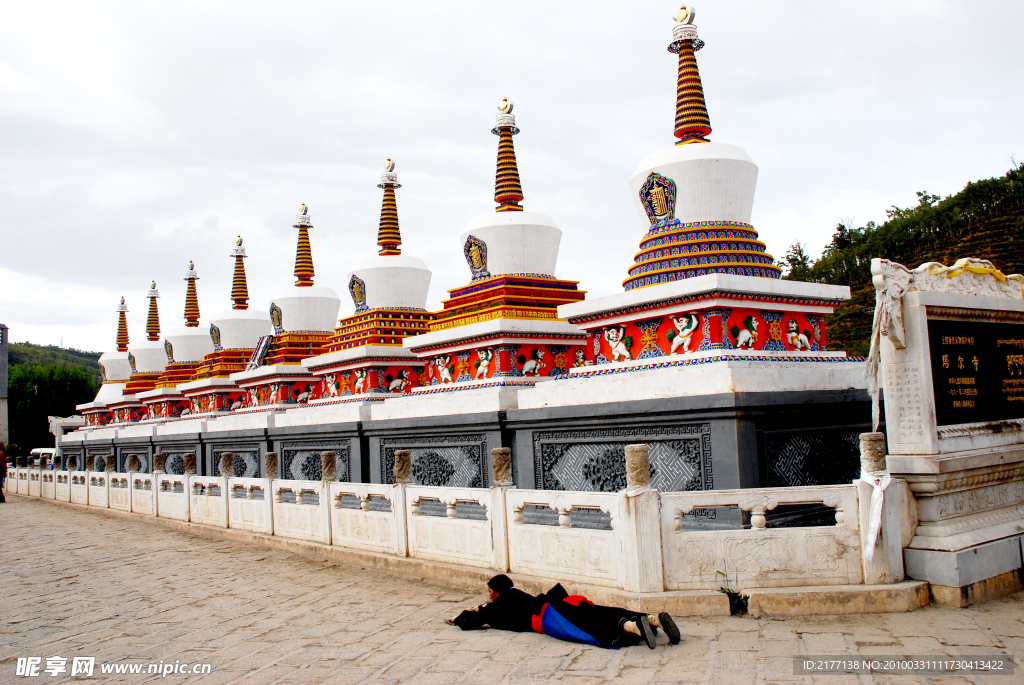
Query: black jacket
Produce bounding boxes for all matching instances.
[452,584,569,632]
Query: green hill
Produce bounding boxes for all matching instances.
[780,163,1024,357]
[8,342,103,385]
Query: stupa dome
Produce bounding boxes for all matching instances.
[629,142,757,226]
[128,339,166,374]
[348,253,431,311]
[97,350,131,383]
[269,285,341,332]
[459,211,561,278]
[208,308,272,348]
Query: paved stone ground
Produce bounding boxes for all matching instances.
[2,496,1023,685]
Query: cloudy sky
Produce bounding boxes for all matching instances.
[2,1,1022,353]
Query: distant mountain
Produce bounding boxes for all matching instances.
[8,342,103,385]
[779,163,1024,357]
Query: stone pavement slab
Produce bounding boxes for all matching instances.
[2,495,1023,684]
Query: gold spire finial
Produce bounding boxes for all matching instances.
[230,235,249,309]
[183,261,200,327]
[377,157,402,255]
[293,205,315,286]
[492,98,524,212]
[145,281,161,341]
[115,297,129,352]
[668,4,710,144]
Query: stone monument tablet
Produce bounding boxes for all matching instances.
[928,319,1024,426]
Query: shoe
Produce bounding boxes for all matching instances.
[638,615,656,649]
[659,612,680,645]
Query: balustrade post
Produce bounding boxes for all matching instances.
[263,452,278,479]
[856,432,907,585]
[321,451,336,482]
[621,444,665,593]
[489,448,513,572]
[219,452,234,477]
[393,449,411,558]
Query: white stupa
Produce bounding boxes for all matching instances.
[268,205,341,333]
[127,281,168,375]
[161,261,215,364]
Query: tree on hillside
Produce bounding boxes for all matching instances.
[779,242,817,282]
[7,365,97,456]
[8,342,103,385]
[787,162,1024,357]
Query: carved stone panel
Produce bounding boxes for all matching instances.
[280,441,352,482]
[380,435,487,488]
[116,447,149,474]
[532,424,713,493]
[763,428,861,488]
[210,445,262,479]
[158,445,202,476]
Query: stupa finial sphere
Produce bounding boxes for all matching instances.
[384,157,395,172]
[299,202,308,216]
[498,97,513,114]
[236,235,243,246]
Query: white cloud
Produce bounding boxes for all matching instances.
[2,0,1022,351]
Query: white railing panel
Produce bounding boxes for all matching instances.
[130,473,156,516]
[55,471,71,502]
[156,474,190,522]
[70,472,89,505]
[188,476,228,527]
[41,471,56,499]
[328,482,406,556]
[661,485,862,590]
[506,489,627,589]
[4,468,16,494]
[272,479,330,544]
[88,474,109,508]
[108,475,132,512]
[28,470,41,497]
[405,486,504,570]
[227,477,273,535]
[17,469,29,495]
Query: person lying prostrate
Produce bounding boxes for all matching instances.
[448,574,537,633]
[447,575,680,650]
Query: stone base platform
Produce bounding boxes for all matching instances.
[22,493,933,618]
[746,581,930,618]
[930,568,1024,608]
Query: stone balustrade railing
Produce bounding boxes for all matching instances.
[5,449,913,593]
[661,485,862,590]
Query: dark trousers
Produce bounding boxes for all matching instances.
[549,599,646,648]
